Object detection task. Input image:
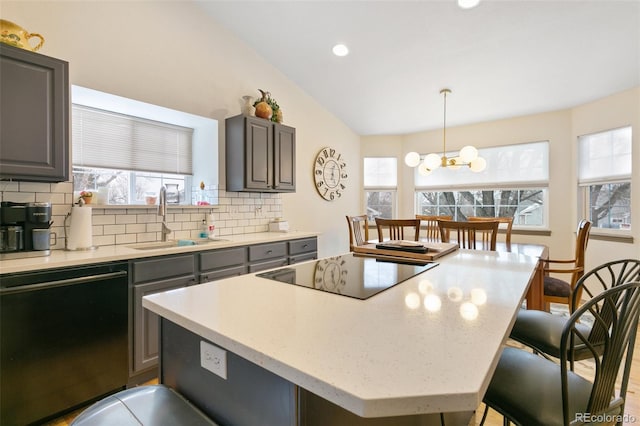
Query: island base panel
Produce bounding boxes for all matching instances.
[160,319,296,426]
[160,318,475,426]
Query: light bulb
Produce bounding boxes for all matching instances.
[418,163,432,176]
[424,153,442,170]
[459,145,478,163]
[469,156,487,172]
[458,0,480,9]
[332,44,349,56]
[404,151,421,167]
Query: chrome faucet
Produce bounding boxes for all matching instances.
[158,185,172,241]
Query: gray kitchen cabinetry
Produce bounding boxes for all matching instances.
[199,246,248,283]
[129,236,317,384]
[225,114,295,192]
[288,237,318,264]
[0,44,69,182]
[130,254,196,382]
[248,241,289,273]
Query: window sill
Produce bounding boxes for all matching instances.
[589,233,634,244]
[87,204,219,210]
[511,228,551,237]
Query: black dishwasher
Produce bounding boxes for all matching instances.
[1,261,129,425]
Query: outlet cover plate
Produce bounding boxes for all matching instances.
[200,340,227,379]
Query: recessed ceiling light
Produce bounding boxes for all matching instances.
[458,0,480,9]
[332,44,349,57]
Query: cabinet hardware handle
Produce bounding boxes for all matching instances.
[267,250,273,254]
[0,271,127,295]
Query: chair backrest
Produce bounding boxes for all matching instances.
[375,218,420,242]
[571,258,640,311]
[416,215,452,242]
[560,281,640,424]
[574,219,592,277]
[437,219,499,250]
[467,216,514,245]
[345,215,369,251]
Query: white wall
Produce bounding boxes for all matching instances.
[363,87,639,269]
[2,1,361,257]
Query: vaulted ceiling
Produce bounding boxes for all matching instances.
[198,0,639,136]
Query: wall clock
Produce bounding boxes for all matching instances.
[313,147,347,201]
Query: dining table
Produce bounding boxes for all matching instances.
[356,240,548,311]
[143,244,543,425]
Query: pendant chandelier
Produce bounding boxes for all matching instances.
[405,89,486,176]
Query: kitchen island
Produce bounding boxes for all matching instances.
[143,248,540,425]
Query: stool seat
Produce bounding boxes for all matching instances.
[71,385,217,426]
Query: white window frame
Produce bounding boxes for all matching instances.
[363,157,398,221]
[578,126,632,235]
[413,141,550,229]
[71,85,218,207]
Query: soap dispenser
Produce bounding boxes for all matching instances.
[199,219,208,239]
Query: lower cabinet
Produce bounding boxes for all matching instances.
[130,254,196,383]
[199,246,247,283]
[248,242,288,273]
[288,237,318,264]
[130,236,317,384]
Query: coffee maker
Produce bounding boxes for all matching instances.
[0,202,53,259]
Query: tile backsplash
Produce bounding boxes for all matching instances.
[0,181,283,250]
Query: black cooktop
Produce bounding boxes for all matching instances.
[256,253,438,300]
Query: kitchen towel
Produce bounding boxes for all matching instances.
[67,206,93,250]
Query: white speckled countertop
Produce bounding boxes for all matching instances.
[143,248,538,418]
[0,231,319,274]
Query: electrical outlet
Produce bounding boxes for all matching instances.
[200,341,227,379]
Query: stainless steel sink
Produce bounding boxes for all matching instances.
[125,239,229,250]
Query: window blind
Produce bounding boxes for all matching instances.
[72,104,194,175]
[578,126,631,184]
[364,157,397,187]
[415,141,549,190]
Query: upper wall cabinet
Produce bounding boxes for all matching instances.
[0,44,69,182]
[225,114,295,193]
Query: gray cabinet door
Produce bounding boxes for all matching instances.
[245,117,273,190]
[133,275,195,374]
[274,123,295,191]
[0,44,68,182]
[131,254,196,376]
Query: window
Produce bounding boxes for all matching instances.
[578,127,632,231]
[414,142,549,227]
[364,157,397,221]
[73,104,193,204]
[71,85,218,206]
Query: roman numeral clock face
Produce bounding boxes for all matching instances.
[313,147,347,201]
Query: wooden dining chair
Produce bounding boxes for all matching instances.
[542,219,591,312]
[468,216,514,246]
[437,219,499,250]
[374,218,420,242]
[415,215,452,242]
[345,215,370,251]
